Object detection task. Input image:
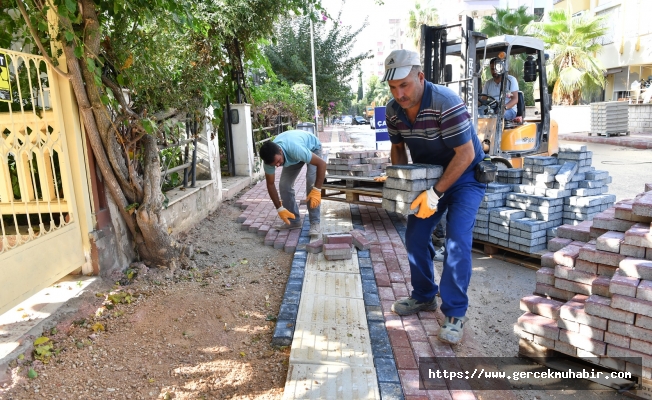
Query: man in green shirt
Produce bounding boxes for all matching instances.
[259,130,326,236]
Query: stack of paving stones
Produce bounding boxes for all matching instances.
[473,145,616,255]
[326,150,390,177]
[381,164,443,215]
[305,231,372,259]
[590,101,629,137]
[515,183,652,380]
[496,168,523,184]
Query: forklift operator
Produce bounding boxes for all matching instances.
[381,49,486,345]
[481,57,519,120]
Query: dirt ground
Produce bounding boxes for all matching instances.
[0,194,294,400]
[0,195,626,399]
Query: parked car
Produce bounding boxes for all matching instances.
[370,115,375,129]
[352,116,368,125]
[341,115,353,125]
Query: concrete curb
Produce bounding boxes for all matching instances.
[559,133,652,150]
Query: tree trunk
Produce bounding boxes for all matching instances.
[60,1,180,267]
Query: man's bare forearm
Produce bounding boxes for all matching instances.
[391,143,408,165]
[266,182,282,209]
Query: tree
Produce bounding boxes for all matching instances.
[480,6,537,106]
[264,11,371,120]
[362,75,391,107]
[480,5,536,37]
[407,0,438,51]
[4,0,323,267]
[357,70,363,102]
[534,10,606,105]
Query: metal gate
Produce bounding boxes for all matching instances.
[0,48,85,315]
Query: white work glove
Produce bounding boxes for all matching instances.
[410,187,440,219]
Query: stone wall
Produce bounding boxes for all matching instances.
[628,104,652,133]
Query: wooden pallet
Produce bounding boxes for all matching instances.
[321,174,383,207]
[472,239,544,270]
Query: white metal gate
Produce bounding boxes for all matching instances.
[0,48,85,315]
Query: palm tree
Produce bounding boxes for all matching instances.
[533,10,606,105]
[407,0,438,51]
[480,6,538,105]
[480,5,537,37]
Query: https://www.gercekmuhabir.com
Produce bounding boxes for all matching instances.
[427,368,632,381]
[418,357,642,391]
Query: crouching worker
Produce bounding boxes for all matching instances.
[259,130,326,236]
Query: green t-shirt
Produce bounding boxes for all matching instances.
[263,130,321,175]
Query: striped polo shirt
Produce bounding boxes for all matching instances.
[386,81,484,174]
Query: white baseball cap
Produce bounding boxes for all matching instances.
[381,49,421,82]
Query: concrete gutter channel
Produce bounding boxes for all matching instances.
[559,131,652,149]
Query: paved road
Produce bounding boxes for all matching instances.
[560,140,652,202]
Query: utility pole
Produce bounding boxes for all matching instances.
[310,16,319,130]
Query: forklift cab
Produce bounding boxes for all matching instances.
[421,19,558,168]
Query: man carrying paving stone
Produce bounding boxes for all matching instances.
[381,49,487,345]
[259,129,326,236]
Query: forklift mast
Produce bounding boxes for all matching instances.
[420,17,486,129]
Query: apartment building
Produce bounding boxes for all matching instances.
[554,0,652,101]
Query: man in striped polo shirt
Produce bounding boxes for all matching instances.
[382,49,486,345]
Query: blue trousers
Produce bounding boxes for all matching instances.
[405,170,485,317]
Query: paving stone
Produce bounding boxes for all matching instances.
[579,242,627,267]
[591,275,611,297]
[516,312,560,340]
[559,301,607,330]
[638,280,652,301]
[624,223,652,248]
[619,258,652,280]
[612,293,652,318]
[535,282,575,300]
[323,233,353,246]
[633,192,652,217]
[596,231,625,253]
[585,294,635,323]
[385,165,427,180]
[608,320,652,344]
[536,267,556,285]
[559,329,606,355]
[520,295,564,319]
[610,272,640,297]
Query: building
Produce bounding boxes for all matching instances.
[439,0,553,29]
[554,0,652,102]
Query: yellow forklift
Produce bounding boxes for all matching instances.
[421,18,558,169]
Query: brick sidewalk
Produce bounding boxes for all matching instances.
[235,127,484,399]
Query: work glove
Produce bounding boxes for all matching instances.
[373,175,388,182]
[306,187,321,209]
[410,187,439,219]
[277,206,295,225]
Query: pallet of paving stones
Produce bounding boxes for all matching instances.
[590,101,629,137]
[325,149,391,178]
[514,183,652,391]
[474,145,617,257]
[517,339,639,392]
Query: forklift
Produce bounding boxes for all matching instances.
[421,17,558,169]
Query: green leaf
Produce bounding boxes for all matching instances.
[116,74,125,86]
[64,31,74,42]
[100,95,110,105]
[85,58,95,72]
[27,368,38,379]
[73,45,83,58]
[65,0,76,13]
[34,337,50,346]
